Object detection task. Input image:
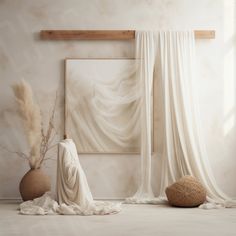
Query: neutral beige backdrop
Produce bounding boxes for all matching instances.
[0,0,235,199]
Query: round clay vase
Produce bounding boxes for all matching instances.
[19,168,51,201]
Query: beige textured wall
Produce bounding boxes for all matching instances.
[0,0,235,199]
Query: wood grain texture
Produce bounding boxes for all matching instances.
[40,30,135,40]
[40,30,215,40]
[194,30,215,39]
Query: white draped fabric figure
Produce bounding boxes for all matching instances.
[57,139,93,209]
[56,139,121,215]
[127,30,236,208]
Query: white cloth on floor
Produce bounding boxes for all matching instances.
[19,192,59,215]
[19,139,121,215]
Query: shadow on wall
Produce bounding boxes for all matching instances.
[223,0,236,139]
[216,0,236,196]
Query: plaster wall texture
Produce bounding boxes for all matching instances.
[0,0,235,199]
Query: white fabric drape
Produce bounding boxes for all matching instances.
[127,30,236,208]
[20,139,121,215]
[126,32,159,203]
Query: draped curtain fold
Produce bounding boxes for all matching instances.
[127,30,236,208]
[126,32,156,202]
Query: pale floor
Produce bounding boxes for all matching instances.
[0,202,236,236]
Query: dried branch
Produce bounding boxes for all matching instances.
[0,144,29,161]
[38,92,58,167]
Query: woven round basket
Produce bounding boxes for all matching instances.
[165,175,207,207]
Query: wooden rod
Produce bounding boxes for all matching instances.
[40,30,215,40]
[194,30,215,39]
[41,30,135,40]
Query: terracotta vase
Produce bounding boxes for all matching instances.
[19,168,51,201]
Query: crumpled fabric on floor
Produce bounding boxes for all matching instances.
[19,192,122,215]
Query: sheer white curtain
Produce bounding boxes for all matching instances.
[127,30,236,208]
[126,32,159,203]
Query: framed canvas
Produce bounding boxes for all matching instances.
[65,58,153,154]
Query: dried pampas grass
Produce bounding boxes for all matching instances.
[9,80,57,169]
[12,80,42,169]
